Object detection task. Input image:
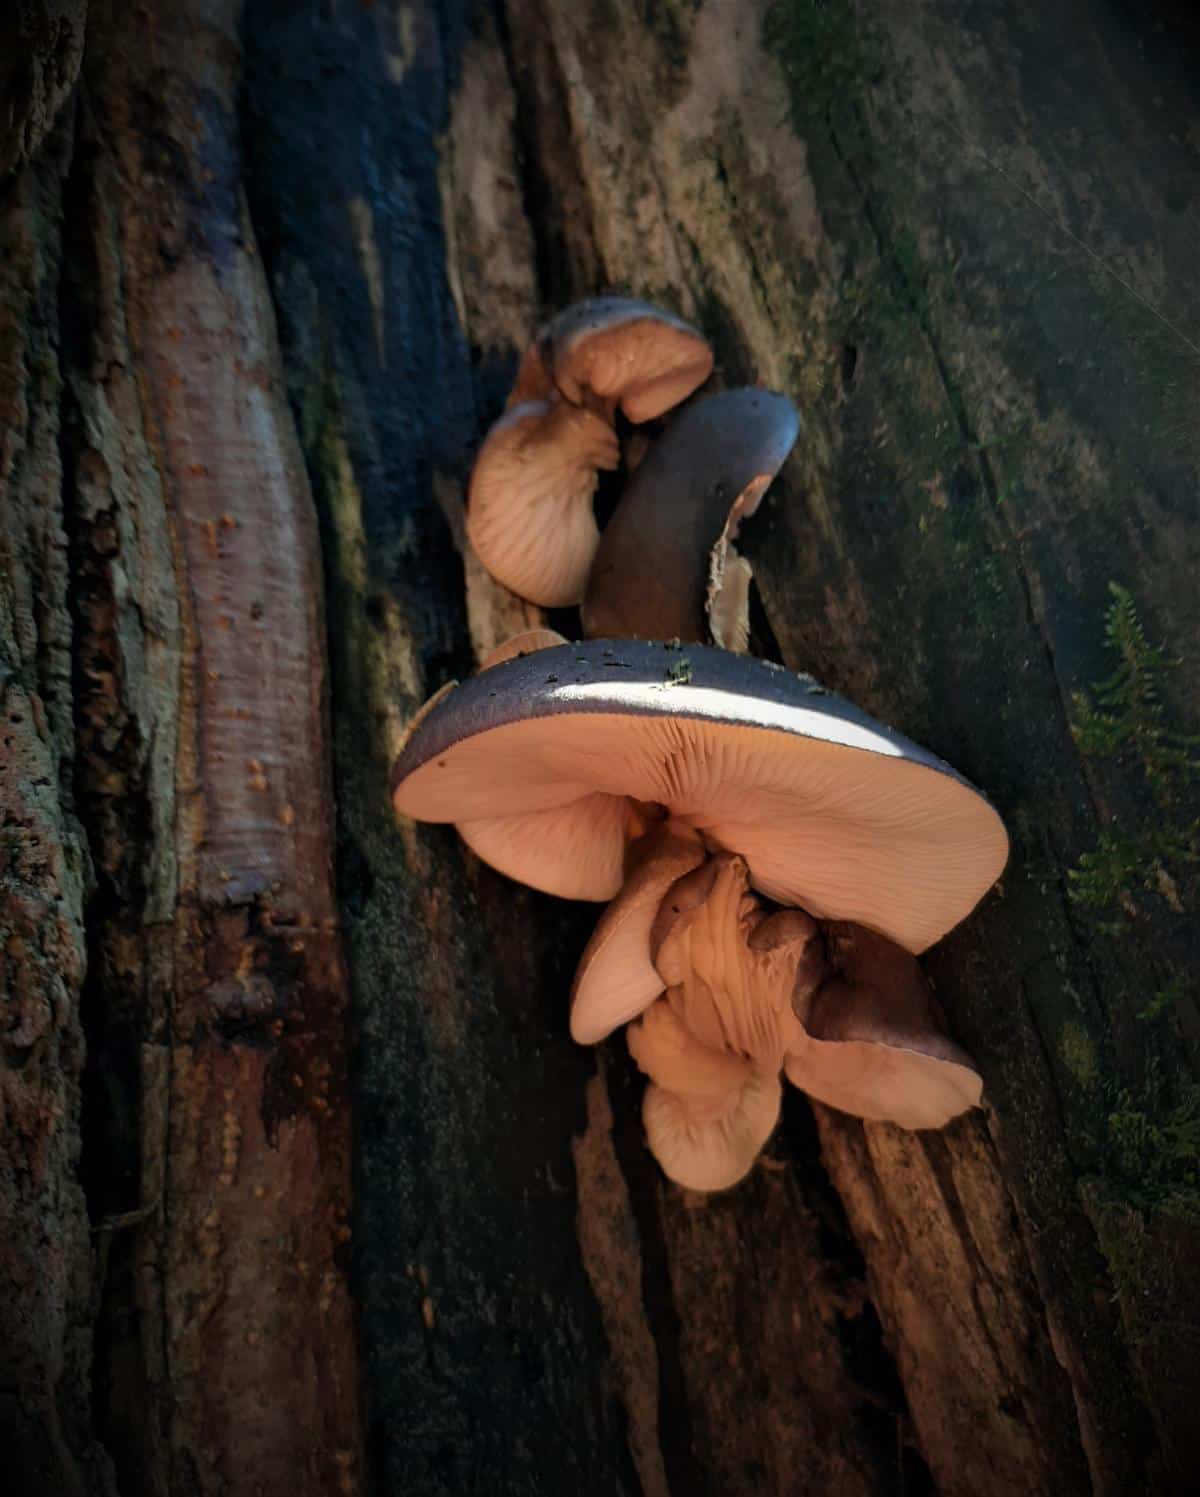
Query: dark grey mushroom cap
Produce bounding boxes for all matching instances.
[581,388,800,644]
[391,640,1008,953]
[785,923,984,1127]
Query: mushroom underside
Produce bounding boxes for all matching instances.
[478,628,570,671]
[466,398,619,607]
[570,825,706,1043]
[579,839,981,1189]
[394,694,1008,954]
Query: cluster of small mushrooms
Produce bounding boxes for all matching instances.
[392,297,1009,1191]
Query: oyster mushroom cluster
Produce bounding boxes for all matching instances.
[393,296,1009,1192]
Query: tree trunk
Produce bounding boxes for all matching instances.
[2,2,1197,1494]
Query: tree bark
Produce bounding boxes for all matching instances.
[2,1,1198,1494]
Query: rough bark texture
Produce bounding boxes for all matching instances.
[1,1,1198,1494]
[5,2,363,1493]
[0,1,87,181]
[0,98,107,1497]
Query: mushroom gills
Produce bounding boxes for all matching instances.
[466,398,619,607]
[630,1000,783,1192]
[458,792,634,901]
[390,640,1010,953]
[570,824,706,1043]
[624,854,822,1190]
[649,853,821,1062]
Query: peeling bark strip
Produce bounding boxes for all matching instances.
[75,2,362,1490]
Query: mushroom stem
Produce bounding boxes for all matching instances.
[581,389,799,645]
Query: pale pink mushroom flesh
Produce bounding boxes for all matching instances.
[630,1000,783,1192]
[478,628,569,671]
[392,641,1003,1188]
[466,398,619,607]
[474,299,713,607]
[570,824,706,1044]
[618,853,823,1188]
[391,643,1008,949]
[510,296,714,424]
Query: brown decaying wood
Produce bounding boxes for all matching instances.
[1,26,104,1477]
[69,2,362,1491]
[2,0,1198,1492]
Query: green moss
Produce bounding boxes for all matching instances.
[971,413,1033,509]
[1138,982,1185,1023]
[764,0,879,142]
[1068,583,1199,926]
[1085,260,1200,467]
[1060,1020,1098,1089]
[1081,1064,1200,1224]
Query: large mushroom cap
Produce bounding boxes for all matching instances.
[522,296,714,423]
[391,640,1009,953]
[581,389,800,645]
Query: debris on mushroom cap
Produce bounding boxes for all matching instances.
[390,639,1008,949]
[581,389,800,646]
[784,924,983,1128]
[519,296,714,424]
[479,628,568,671]
[570,825,705,1044]
[629,1001,783,1191]
[466,398,619,607]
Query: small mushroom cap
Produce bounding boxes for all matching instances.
[391,640,1009,949]
[466,398,619,606]
[479,628,569,671]
[569,826,706,1044]
[784,924,982,1128]
[581,389,800,644]
[641,1074,781,1191]
[532,296,714,423]
[629,1000,782,1191]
